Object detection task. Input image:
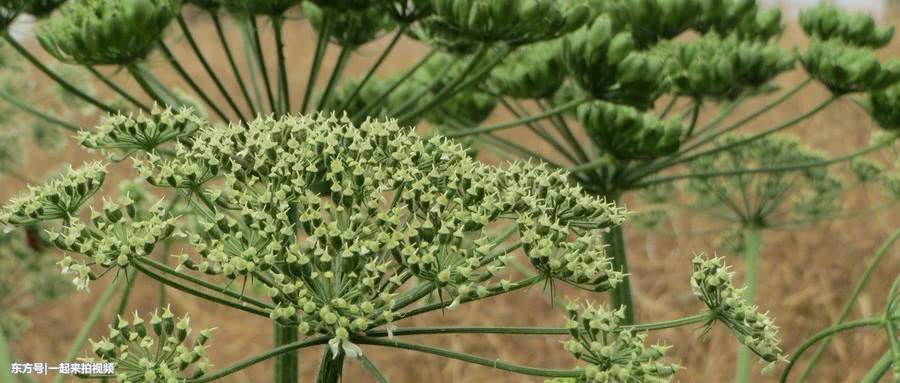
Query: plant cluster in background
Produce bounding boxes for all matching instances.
[0,0,896,382]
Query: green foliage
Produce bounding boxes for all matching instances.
[219,0,300,15]
[37,0,180,65]
[866,82,900,131]
[22,0,66,16]
[1,162,107,225]
[428,0,590,44]
[305,2,397,47]
[490,39,566,100]
[799,3,894,48]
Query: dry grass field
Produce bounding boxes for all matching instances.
[3,4,899,382]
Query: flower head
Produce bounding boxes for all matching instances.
[1,162,106,225]
[578,101,683,161]
[427,0,590,45]
[800,3,894,48]
[87,307,213,382]
[304,2,396,48]
[80,106,206,154]
[563,302,680,382]
[801,39,900,95]
[490,39,566,100]
[691,254,783,363]
[37,0,180,65]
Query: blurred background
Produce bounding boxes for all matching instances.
[1,0,899,382]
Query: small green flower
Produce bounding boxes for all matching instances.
[799,3,894,48]
[87,308,213,382]
[1,162,107,225]
[577,101,683,161]
[691,254,783,364]
[304,2,396,48]
[428,0,590,44]
[80,106,205,154]
[563,302,680,382]
[37,0,180,66]
[801,39,900,95]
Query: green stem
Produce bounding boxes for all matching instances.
[50,276,121,383]
[605,224,635,324]
[337,26,406,113]
[447,97,590,138]
[136,257,272,309]
[316,348,345,383]
[686,100,701,138]
[0,89,79,131]
[631,95,838,181]
[249,16,277,115]
[316,46,352,111]
[86,66,150,111]
[132,260,270,317]
[114,269,138,316]
[0,328,13,383]
[860,352,893,383]
[795,228,900,383]
[498,98,579,164]
[735,227,763,383]
[352,48,437,122]
[176,15,247,121]
[302,14,331,114]
[272,16,291,115]
[353,336,581,378]
[188,336,330,383]
[156,41,228,120]
[539,98,592,164]
[359,354,390,383]
[274,325,299,383]
[3,34,115,113]
[126,64,172,108]
[239,17,265,114]
[211,10,258,117]
[659,95,678,118]
[779,318,887,383]
[366,312,714,337]
[396,45,490,123]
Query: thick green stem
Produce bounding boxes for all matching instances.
[302,14,331,113]
[211,11,258,117]
[796,228,900,383]
[189,337,329,382]
[176,15,247,121]
[3,34,116,114]
[779,318,887,383]
[316,348,345,383]
[316,46,352,111]
[396,45,490,123]
[238,17,266,113]
[274,325,300,383]
[126,64,172,108]
[359,354,389,383]
[352,48,437,122]
[735,227,763,383]
[354,336,581,378]
[50,276,121,383]
[605,224,635,324]
[114,269,138,316]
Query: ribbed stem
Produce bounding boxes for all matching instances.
[274,325,299,383]
[859,352,893,383]
[735,227,763,383]
[315,348,345,383]
[605,224,635,324]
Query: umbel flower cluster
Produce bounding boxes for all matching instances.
[563,303,680,382]
[691,255,783,364]
[86,307,213,382]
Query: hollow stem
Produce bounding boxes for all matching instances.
[796,228,900,383]
[605,224,635,324]
[274,325,299,383]
[3,34,116,114]
[156,41,229,121]
[353,336,581,378]
[735,226,763,383]
[176,15,247,121]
